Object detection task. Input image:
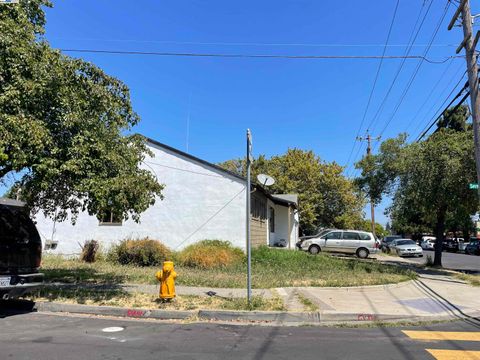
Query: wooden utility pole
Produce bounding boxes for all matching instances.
[357,132,381,236]
[449,0,480,192]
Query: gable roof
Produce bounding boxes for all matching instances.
[144,136,298,208]
[145,136,246,182]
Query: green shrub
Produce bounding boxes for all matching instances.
[108,238,171,267]
[81,240,99,263]
[177,240,244,269]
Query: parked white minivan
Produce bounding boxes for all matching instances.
[299,229,378,259]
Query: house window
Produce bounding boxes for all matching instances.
[98,210,122,226]
[269,207,275,233]
[251,195,267,220]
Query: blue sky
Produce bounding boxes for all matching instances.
[14,0,480,225]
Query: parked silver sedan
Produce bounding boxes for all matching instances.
[391,239,424,257]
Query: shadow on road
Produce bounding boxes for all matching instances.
[0,299,36,319]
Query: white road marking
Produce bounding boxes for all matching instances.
[102,327,125,333]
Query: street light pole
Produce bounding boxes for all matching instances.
[246,129,252,304]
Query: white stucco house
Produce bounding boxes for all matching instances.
[34,137,299,255]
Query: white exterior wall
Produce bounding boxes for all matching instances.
[34,142,247,255]
[266,199,299,248]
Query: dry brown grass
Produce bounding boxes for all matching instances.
[30,287,285,311]
[176,240,244,269]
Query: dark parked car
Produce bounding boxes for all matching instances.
[465,239,480,256]
[0,199,44,299]
[381,235,402,253]
[443,238,459,252]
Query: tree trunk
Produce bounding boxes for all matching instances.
[433,209,446,267]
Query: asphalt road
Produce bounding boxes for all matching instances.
[408,250,480,273]
[1,312,480,360]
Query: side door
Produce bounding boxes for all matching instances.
[324,231,343,253]
[341,231,361,254]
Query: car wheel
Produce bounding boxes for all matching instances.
[309,245,321,255]
[356,248,369,259]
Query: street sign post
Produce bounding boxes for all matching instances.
[470,183,479,190]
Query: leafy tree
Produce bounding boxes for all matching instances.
[437,105,469,132]
[1,1,163,222]
[220,149,365,234]
[359,220,387,238]
[356,130,477,266]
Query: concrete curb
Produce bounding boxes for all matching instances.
[35,302,195,320]
[32,301,480,325]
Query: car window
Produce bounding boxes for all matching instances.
[359,233,372,240]
[343,232,360,240]
[396,240,415,246]
[325,231,342,240]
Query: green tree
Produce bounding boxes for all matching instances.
[356,130,477,266]
[220,149,365,234]
[1,1,163,222]
[359,220,387,238]
[437,105,469,132]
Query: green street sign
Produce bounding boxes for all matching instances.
[470,183,479,190]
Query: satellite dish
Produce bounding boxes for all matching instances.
[257,174,275,187]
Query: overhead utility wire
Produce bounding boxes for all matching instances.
[363,0,434,136]
[403,58,460,134]
[60,48,457,63]
[410,67,466,136]
[343,0,400,175]
[412,58,479,138]
[346,0,431,176]
[51,37,458,48]
[373,1,452,150]
[416,84,469,141]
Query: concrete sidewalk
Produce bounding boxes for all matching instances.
[291,276,480,320]
[46,271,480,323]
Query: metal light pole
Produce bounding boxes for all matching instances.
[246,129,252,304]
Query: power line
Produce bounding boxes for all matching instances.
[373,1,452,149]
[343,0,400,175]
[59,48,457,63]
[415,80,470,141]
[51,37,458,48]
[345,0,431,176]
[410,66,466,136]
[403,57,456,134]
[404,59,461,134]
[364,0,434,136]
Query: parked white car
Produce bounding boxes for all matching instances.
[420,239,435,250]
[299,229,378,259]
[391,239,424,257]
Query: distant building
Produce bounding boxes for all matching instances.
[34,137,299,255]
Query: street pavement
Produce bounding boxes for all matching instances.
[0,312,479,359]
[408,250,480,273]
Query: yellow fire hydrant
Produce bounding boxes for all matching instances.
[155,261,177,301]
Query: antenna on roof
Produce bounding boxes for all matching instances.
[257,174,275,187]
